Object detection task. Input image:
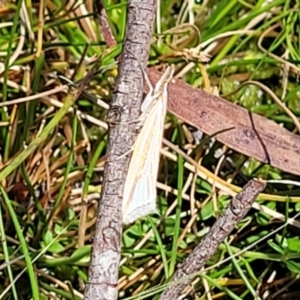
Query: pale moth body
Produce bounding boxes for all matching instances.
[122,66,175,224]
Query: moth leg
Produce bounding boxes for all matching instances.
[115,148,133,161]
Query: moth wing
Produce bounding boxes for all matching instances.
[122,95,167,224]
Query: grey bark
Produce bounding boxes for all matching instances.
[84,1,156,299]
[160,179,266,299]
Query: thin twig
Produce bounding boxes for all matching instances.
[160,179,266,299]
[94,0,116,47]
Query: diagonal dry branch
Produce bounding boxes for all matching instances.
[84,1,157,299]
[148,69,300,177]
[160,179,266,299]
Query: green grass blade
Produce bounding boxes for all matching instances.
[0,204,18,299]
[0,90,80,182]
[0,187,39,300]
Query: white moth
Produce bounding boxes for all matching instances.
[122,66,175,224]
